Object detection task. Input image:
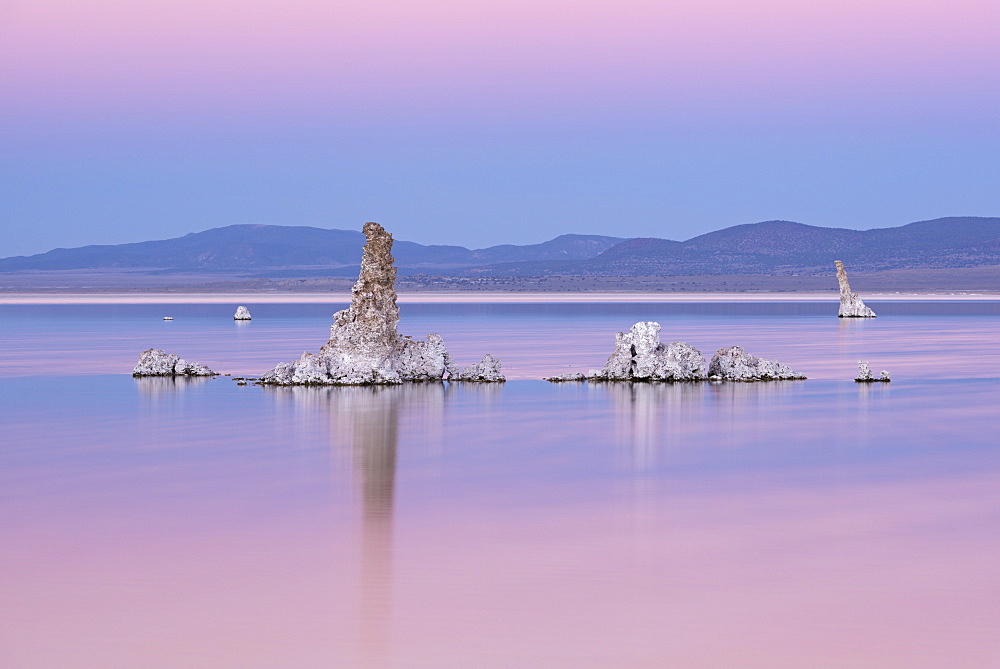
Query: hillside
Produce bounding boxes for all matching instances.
[469,218,1000,276]
[0,226,625,272]
[1,217,998,279]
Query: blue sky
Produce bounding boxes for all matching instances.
[2,0,998,257]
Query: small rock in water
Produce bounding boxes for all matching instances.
[708,345,806,381]
[133,348,218,377]
[234,306,252,320]
[544,372,587,382]
[855,360,890,382]
[453,354,506,382]
[836,260,877,318]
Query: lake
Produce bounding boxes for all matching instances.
[1,298,998,667]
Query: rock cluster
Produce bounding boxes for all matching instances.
[546,322,805,383]
[547,322,707,382]
[453,354,506,382]
[546,372,587,383]
[708,345,806,381]
[234,306,252,320]
[836,260,877,318]
[586,322,707,381]
[855,360,890,382]
[133,348,217,377]
[260,222,503,385]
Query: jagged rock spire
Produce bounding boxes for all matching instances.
[835,260,877,318]
[338,222,400,337]
[260,222,503,385]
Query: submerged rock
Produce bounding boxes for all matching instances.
[708,346,806,381]
[577,322,707,382]
[855,360,890,382]
[836,260,877,318]
[133,348,217,377]
[234,305,252,320]
[260,222,502,385]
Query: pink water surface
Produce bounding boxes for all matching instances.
[1,300,999,666]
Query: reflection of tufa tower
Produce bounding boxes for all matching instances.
[337,386,399,666]
[326,384,449,665]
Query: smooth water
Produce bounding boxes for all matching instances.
[1,300,998,667]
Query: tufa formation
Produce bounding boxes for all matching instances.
[547,322,804,383]
[835,260,877,318]
[708,345,805,381]
[855,360,891,382]
[260,222,503,385]
[133,348,217,377]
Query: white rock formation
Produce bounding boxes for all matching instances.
[708,346,806,381]
[855,360,890,382]
[453,354,506,382]
[577,322,707,382]
[836,260,877,318]
[260,222,502,385]
[234,306,252,320]
[133,348,217,377]
[545,372,587,382]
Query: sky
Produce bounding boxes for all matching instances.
[2,0,999,257]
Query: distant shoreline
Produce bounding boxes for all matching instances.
[2,291,998,305]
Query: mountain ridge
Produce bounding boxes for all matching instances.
[2,217,998,276]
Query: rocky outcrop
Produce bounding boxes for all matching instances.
[577,322,707,382]
[836,260,877,318]
[453,354,505,382]
[545,323,809,383]
[545,372,587,382]
[234,306,252,320]
[133,348,218,377]
[708,346,806,381]
[855,360,890,382]
[260,222,502,385]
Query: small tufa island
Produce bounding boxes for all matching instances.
[259,222,504,385]
[855,360,890,383]
[133,348,218,377]
[234,306,252,320]
[836,260,877,318]
[546,322,805,383]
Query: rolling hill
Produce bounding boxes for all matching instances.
[1,217,998,278]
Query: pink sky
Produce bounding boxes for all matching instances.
[4,0,998,120]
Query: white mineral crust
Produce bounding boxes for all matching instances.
[260,222,501,385]
[544,372,587,382]
[708,345,806,381]
[454,354,506,382]
[133,348,217,376]
[836,260,877,318]
[234,306,252,320]
[583,322,707,382]
[855,360,890,382]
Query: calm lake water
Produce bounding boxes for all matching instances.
[1,299,999,667]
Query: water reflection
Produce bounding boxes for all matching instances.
[134,375,212,396]
[603,380,806,470]
[705,379,801,407]
[263,382,452,665]
[603,383,705,470]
